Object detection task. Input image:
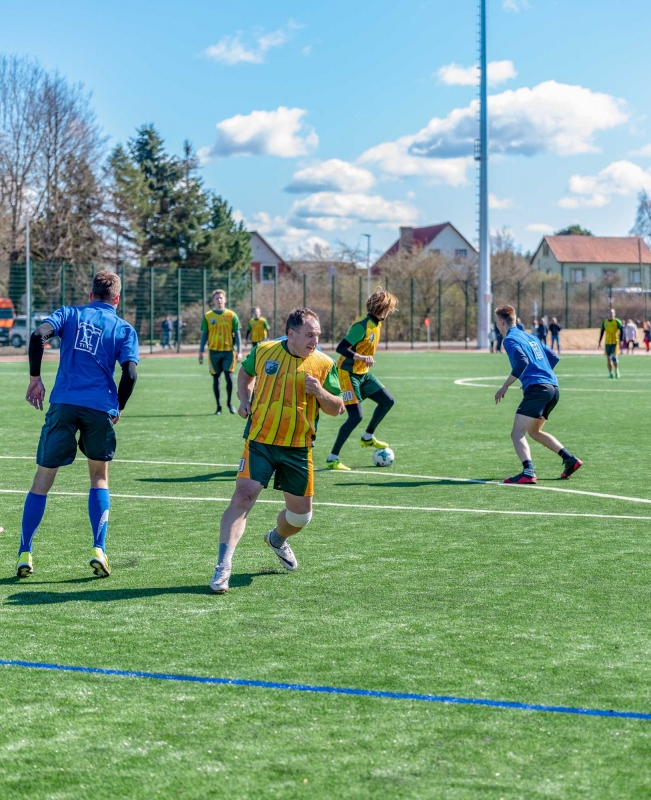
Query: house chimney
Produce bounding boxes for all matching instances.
[399,227,414,251]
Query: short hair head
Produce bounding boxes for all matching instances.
[212,289,226,299]
[92,270,121,302]
[367,289,398,318]
[495,305,516,325]
[286,307,319,335]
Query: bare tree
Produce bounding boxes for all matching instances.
[631,190,651,247]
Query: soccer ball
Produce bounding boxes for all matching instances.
[373,447,394,467]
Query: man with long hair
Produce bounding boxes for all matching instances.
[326,289,398,471]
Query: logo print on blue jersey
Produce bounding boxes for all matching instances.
[265,360,280,375]
[530,340,543,360]
[74,322,102,355]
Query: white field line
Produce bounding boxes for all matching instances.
[0,488,649,521]
[2,455,651,506]
[454,376,650,393]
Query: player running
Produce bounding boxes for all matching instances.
[210,308,344,594]
[494,305,582,484]
[18,270,139,579]
[325,289,398,471]
[598,309,623,378]
[198,289,242,414]
[246,307,269,347]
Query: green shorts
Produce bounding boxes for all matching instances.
[605,343,619,357]
[209,350,236,375]
[37,403,117,468]
[238,440,314,497]
[338,370,384,406]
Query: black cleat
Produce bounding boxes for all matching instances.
[561,457,583,479]
[504,472,537,484]
[215,407,222,415]
[228,404,236,414]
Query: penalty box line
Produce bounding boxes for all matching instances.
[0,488,650,521]
[1,658,650,722]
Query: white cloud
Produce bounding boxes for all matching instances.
[200,107,318,160]
[359,139,472,185]
[301,45,312,57]
[503,0,531,11]
[204,22,301,65]
[289,192,418,230]
[247,211,329,251]
[489,193,513,209]
[559,160,651,208]
[405,81,627,160]
[631,144,651,157]
[285,160,376,193]
[525,223,554,234]
[437,60,517,87]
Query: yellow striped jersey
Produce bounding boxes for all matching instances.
[242,340,342,447]
[338,314,382,375]
[201,309,240,351]
[248,317,269,344]
[600,317,623,346]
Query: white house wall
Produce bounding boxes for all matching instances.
[427,226,476,258]
[251,234,281,266]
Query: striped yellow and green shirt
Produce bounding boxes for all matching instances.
[242,340,341,448]
[338,314,382,375]
[600,317,623,346]
[247,317,269,344]
[201,309,240,351]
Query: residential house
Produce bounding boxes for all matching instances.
[372,223,478,274]
[530,236,651,287]
[250,231,296,284]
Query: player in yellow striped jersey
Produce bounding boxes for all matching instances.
[209,308,344,593]
[598,308,623,379]
[198,290,242,414]
[246,307,269,345]
[326,289,398,471]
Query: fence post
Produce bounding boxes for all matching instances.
[150,266,154,355]
[359,275,363,316]
[92,264,96,280]
[609,285,613,307]
[202,268,207,314]
[273,268,277,338]
[385,277,389,350]
[227,269,231,302]
[588,283,592,328]
[121,265,125,318]
[303,273,307,307]
[177,267,182,353]
[541,281,546,318]
[438,278,442,350]
[250,268,254,313]
[565,281,569,328]
[61,264,66,306]
[464,280,469,350]
[517,280,521,320]
[410,276,414,350]
[331,273,336,349]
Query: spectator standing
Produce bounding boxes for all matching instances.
[643,321,651,353]
[537,317,549,346]
[531,318,538,336]
[161,316,172,349]
[624,319,638,354]
[549,317,562,354]
[516,317,525,331]
[494,322,504,353]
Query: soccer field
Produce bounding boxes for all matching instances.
[1,351,651,798]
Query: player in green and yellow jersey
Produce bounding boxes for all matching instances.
[199,289,242,414]
[598,308,623,379]
[246,307,269,345]
[326,288,398,471]
[209,308,344,593]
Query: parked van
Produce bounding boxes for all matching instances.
[8,315,61,349]
[0,298,15,345]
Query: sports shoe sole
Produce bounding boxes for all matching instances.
[89,557,111,578]
[561,459,583,480]
[504,477,537,484]
[16,564,33,578]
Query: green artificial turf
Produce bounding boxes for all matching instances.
[1,351,651,798]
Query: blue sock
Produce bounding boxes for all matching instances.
[89,488,110,551]
[19,492,47,554]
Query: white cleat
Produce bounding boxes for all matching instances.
[264,529,298,571]
[210,564,231,594]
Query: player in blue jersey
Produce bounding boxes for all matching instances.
[17,270,139,579]
[493,305,582,484]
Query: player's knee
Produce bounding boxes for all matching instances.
[382,391,395,409]
[348,406,363,425]
[232,484,258,509]
[285,509,312,530]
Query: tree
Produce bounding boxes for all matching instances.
[631,190,651,246]
[554,224,593,236]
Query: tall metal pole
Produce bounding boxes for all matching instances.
[25,219,32,335]
[476,0,490,349]
[177,267,182,353]
[150,266,154,355]
[303,273,307,307]
[273,268,278,339]
[331,273,336,349]
[363,234,371,298]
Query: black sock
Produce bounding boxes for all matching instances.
[558,448,572,461]
[212,373,221,408]
[331,405,363,457]
[224,371,234,405]
[522,459,535,476]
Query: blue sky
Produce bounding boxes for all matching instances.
[2,0,651,259]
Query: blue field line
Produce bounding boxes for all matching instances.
[1,658,650,721]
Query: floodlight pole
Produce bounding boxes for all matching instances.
[363,234,371,298]
[476,0,491,349]
[25,218,32,335]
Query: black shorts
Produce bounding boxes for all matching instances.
[209,350,236,375]
[516,384,559,420]
[37,403,117,468]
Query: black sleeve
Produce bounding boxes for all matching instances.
[28,322,55,377]
[117,361,138,411]
[335,338,357,360]
[509,345,529,379]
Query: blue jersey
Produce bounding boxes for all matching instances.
[503,326,559,391]
[44,302,139,416]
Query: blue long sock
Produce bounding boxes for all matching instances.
[88,488,110,550]
[19,492,47,554]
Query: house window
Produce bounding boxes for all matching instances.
[543,243,550,257]
[261,264,277,283]
[570,269,584,284]
[630,269,641,286]
[454,249,467,259]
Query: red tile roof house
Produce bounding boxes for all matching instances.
[250,231,299,284]
[372,223,478,274]
[530,236,651,288]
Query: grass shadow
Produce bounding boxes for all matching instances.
[136,471,236,484]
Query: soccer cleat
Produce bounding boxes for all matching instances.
[215,407,222,415]
[16,552,33,578]
[89,547,111,578]
[615,369,620,379]
[561,457,583,480]
[504,472,537,484]
[360,435,389,449]
[264,529,298,571]
[210,564,231,594]
[608,373,614,379]
[228,404,236,414]
[325,458,351,471]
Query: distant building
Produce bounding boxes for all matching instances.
[530,236,651,287]
[372,223,478,274]
[250,231,296,284]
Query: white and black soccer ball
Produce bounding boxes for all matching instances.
[373,447,394,467]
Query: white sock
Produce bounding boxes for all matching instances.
[218,543,235,569]
[327,453,339,461]
[362,432,373,441]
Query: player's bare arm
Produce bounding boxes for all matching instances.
[305,374,345,416]
[237,367,255,418]
[495,373,517,404]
